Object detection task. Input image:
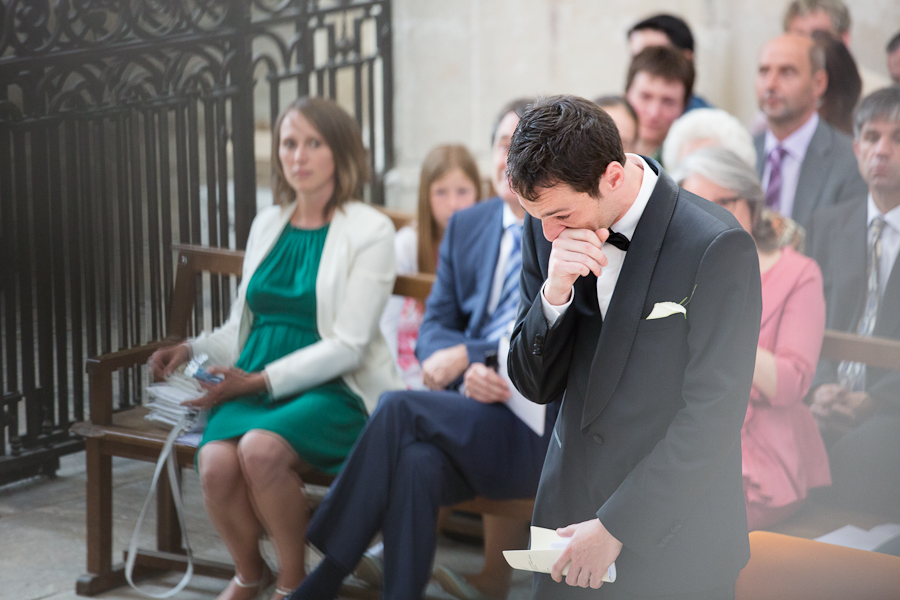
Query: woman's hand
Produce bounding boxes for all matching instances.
[181,367,268,410]
[148,344,191,380]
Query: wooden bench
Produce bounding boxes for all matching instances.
[76,226,900,596]
[762,329,900,540]
[736,332,900,598]
[736,531,900,600]
[69,233,434,594]
[71,240,534,595]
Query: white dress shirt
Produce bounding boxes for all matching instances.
[867,194,900,299]
[487,202,525,315]
[541,154,659,324]
[761,112,819,219]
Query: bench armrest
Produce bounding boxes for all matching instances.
[85,339,184,426]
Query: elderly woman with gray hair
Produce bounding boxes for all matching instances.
[662,108,757,171]
[674,147,831,530]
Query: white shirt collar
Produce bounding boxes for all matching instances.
[867,193,900,232]
[502,200,524,229]
[764,112,819,161]
[611,153,658,239]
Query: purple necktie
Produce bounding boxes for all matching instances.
[765,146,787,210]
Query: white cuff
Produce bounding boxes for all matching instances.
[540,282,574,327]
[261,369,275,397]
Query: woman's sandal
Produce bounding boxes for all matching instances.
[272,586,294,600]
[231,564,275,599]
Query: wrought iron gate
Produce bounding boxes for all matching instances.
[0,0,394,485]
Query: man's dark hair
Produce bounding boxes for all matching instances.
[853,87,900,139]
[888,31,900,54]
[628,14,695,53]
[507,96,625,202]
[593,95,639,128]
[491,98,533,145]
[625,46,695,107]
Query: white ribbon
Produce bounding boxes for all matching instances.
[125,413,194,598]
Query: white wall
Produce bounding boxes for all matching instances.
[385,0,899,210]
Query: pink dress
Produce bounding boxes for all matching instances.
[379,226,427,390]
[741,247,831,529]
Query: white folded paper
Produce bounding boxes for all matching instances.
[503,526,616,582]
[498,336,546,436]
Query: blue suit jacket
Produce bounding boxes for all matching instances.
[416,197,505,367]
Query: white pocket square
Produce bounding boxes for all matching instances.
[646,302,687,320]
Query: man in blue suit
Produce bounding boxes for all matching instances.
[289,99,560,600]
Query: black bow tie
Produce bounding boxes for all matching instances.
[606,229,630,252]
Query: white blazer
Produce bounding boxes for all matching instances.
[189,200,404,414]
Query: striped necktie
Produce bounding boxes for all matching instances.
[481,223,523,342]
[837,216,887,391]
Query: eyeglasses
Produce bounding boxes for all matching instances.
[711,196,742,209]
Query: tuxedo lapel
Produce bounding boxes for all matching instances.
[581,163,679,430]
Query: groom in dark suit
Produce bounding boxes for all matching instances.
[506,96,762,599]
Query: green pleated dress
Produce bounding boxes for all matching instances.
[198,223,368,475]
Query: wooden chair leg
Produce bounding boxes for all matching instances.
[76,439,124,595]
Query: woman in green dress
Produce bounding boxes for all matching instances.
[148,97,402,600]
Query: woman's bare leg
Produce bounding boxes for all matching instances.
[199,441,269,600]
[238,430,310,599]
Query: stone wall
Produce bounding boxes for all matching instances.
[385,0,899,210]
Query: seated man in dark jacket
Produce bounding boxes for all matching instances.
[808,87,900,518]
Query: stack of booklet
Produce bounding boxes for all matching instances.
[145,372,204,426]
[145,371,207,446]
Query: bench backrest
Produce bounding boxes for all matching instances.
[820,329,900,371]
[168,243,435,342]
[166,238,900,383]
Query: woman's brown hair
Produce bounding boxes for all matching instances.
[416,145,482,274]
[271,96,369,216]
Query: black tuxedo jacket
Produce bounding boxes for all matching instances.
[808,198,900,410]
[508,160,762,598]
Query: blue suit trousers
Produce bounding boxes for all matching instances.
[305,389,554,600]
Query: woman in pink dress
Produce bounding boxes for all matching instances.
[676,147,831,530]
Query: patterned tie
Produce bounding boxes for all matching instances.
[837,216,887,391]
[765,146,787,210]
[482,223,523,342]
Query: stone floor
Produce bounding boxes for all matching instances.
[0,452,533,600]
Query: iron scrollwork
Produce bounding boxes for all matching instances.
[0,0,393,484]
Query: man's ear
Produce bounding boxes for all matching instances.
[602,160,626,193]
